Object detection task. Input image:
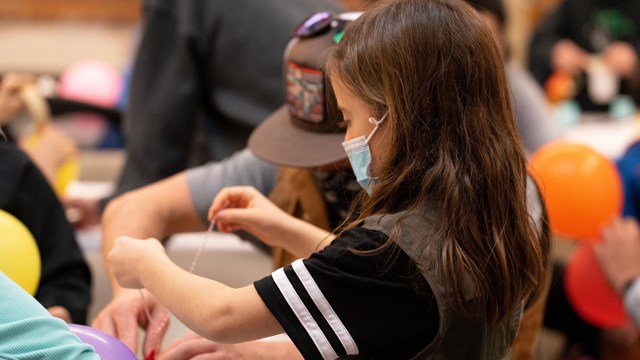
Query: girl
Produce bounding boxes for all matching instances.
[108,0,549,358]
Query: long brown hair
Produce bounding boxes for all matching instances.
[327,0,549,323]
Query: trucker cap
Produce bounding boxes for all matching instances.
[248,12,360,168]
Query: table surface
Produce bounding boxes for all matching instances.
[560,113,640,159]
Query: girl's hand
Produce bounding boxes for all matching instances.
[108,236,167,289]
[208,186,295,247]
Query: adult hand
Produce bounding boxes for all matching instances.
[158,331,302,360]
[18,123,76,187]
[91,288,169,355]
[601,41,639,79]
[63,197,101,229]
[594,218,640,294]
[0,73,35,123]
[208,186,295,247]
[47,306,72,323]
[551,39,589,74]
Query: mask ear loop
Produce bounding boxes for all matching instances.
[365,112,388,143]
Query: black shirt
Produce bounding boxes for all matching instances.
[255,227,438,359]
[0,142,91,323]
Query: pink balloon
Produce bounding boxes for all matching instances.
[57,60,123,107]
[69,324,137,359]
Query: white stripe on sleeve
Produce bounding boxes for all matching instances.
[272,268,338,360]
[292,259,359,355]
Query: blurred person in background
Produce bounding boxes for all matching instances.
[528,0,640,112]
[0,73,92,325]
[0,72,77,190]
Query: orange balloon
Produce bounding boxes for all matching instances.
[565,245,629,328]
[529,142,622,243]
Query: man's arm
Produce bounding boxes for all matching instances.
[93,172,205,353]
[101,172,205,292]
[103,149,278,290]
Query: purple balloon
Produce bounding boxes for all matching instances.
[69,324,138,359]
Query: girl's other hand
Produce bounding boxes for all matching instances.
[208,186,293,247]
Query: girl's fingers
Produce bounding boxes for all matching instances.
[208,186,259,220]
[215,209,254,232]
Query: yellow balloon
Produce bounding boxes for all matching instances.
[54,157,79,197]
[0,209,41,295]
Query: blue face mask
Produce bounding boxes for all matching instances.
[341,112,387,195]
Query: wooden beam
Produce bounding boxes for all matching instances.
[0,0,141,23]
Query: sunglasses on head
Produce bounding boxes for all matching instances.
[293,11,348,42]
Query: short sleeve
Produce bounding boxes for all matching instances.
[254,227,438,359]
[185,148,277,224]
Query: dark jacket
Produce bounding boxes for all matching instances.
[0,142,91,324]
